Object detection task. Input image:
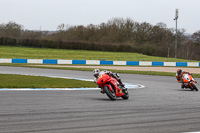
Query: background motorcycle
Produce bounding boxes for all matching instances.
[181,73,198,91]
[96,73,129,100]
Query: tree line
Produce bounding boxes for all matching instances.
[0,18,200,60]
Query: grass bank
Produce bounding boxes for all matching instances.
[0,74,96,88]
[0,46,198,62]
[1,46,200,78]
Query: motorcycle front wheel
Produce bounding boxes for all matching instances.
[121,89,129,99]
[104,85,117,100]
[191,83,198,91]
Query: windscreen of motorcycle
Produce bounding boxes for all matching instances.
[183,74,190,81]
[99,70,107,75]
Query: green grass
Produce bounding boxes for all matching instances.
[0,46,200,78]
[0,46,198,62]
[0,74,96,88]
[25,65,200,78]
[2,63,200,78]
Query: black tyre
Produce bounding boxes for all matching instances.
[104,85,117,100]
[191,83,198,91]
[121,90,129,100]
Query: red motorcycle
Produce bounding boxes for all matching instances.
[181,73,198,91]
[96,73,129,100]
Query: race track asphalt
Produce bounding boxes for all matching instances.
[0,66,200,133]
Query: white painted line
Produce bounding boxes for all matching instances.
[0,73,145,91]
[0,83,144,91]
[182,131,200,133]
[0,88,100,91]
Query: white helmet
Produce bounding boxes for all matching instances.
[93,69,100,76]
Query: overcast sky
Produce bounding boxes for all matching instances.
[0,0,199,33]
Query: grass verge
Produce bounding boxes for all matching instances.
[1,63,200,78]
[0,46,198,62]
[0,74,96,88]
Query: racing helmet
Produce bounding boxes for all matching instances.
[177,69,182,75]
[93,69,100,77]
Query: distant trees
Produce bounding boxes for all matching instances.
[0,18,200,60]
[0,21,23,38]
[192,30,200,44]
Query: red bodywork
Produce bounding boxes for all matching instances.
[96,74,125,97]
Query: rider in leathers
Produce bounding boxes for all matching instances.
[93,69,125,93]
[176,69,194,88]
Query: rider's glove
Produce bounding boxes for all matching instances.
[108,72,112,76]
[121,83,125,87]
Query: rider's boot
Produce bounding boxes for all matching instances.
[99,86,105,94]
[181,84,185,89]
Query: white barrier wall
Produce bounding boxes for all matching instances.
[27,59,43,64]
[139,61,152,66]
[164,62,176,66]
[0,58,199,67]
[0,59,12,63]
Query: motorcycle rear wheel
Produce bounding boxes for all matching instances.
[104,85,117,100]
[191,83,198,91]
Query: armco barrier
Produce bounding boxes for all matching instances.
[0,58,200,67]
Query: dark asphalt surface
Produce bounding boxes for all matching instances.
[0,66,200,133]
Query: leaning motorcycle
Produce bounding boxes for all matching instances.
[181,73,198,91]
[96,73,129,100]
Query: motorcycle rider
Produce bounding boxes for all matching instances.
[176,69,193,88]
[93,69,125,93]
